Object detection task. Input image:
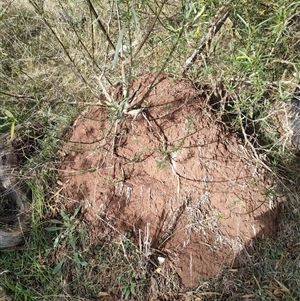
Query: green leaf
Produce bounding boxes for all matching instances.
[45,226,62,232]
[112,28,124,69]
[124,289,130,300]
[0,123,11,129]
[3,109,15,119]
[50,219,63,224]
[72,205,82,219]
[130,7,138,29]
[73,252,88,266]
[130,282,136,295]
[166,24,180,33]
[52,258,66,274]
[237,13,251,30]
[193,6,205,22]
[53,232,63,248]
[69,233,76,250]
[60,210,69,221]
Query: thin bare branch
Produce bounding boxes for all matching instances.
[85,0,115,50]
[183,10,230,74]
[134,0,168,58]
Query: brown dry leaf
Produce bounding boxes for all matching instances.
[197,292,221,297]
[98,291,110,297]
[274,279,291,294]
[265,289,280,301]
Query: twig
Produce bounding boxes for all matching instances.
[29,0,90,86]
[85,0,115,50]
[183,10,230,74]
[134,0,167,58]
[0,91,36,100]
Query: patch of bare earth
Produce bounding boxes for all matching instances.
[58,73,279,288]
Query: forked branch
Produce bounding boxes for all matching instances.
[85,0,115,50]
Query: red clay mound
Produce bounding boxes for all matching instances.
[59,73,278,288]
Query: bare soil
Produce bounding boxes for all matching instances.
[58,73,279,288]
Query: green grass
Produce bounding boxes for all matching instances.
[1,0,300,300]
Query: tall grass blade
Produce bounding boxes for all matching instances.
[112,28,124,69]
